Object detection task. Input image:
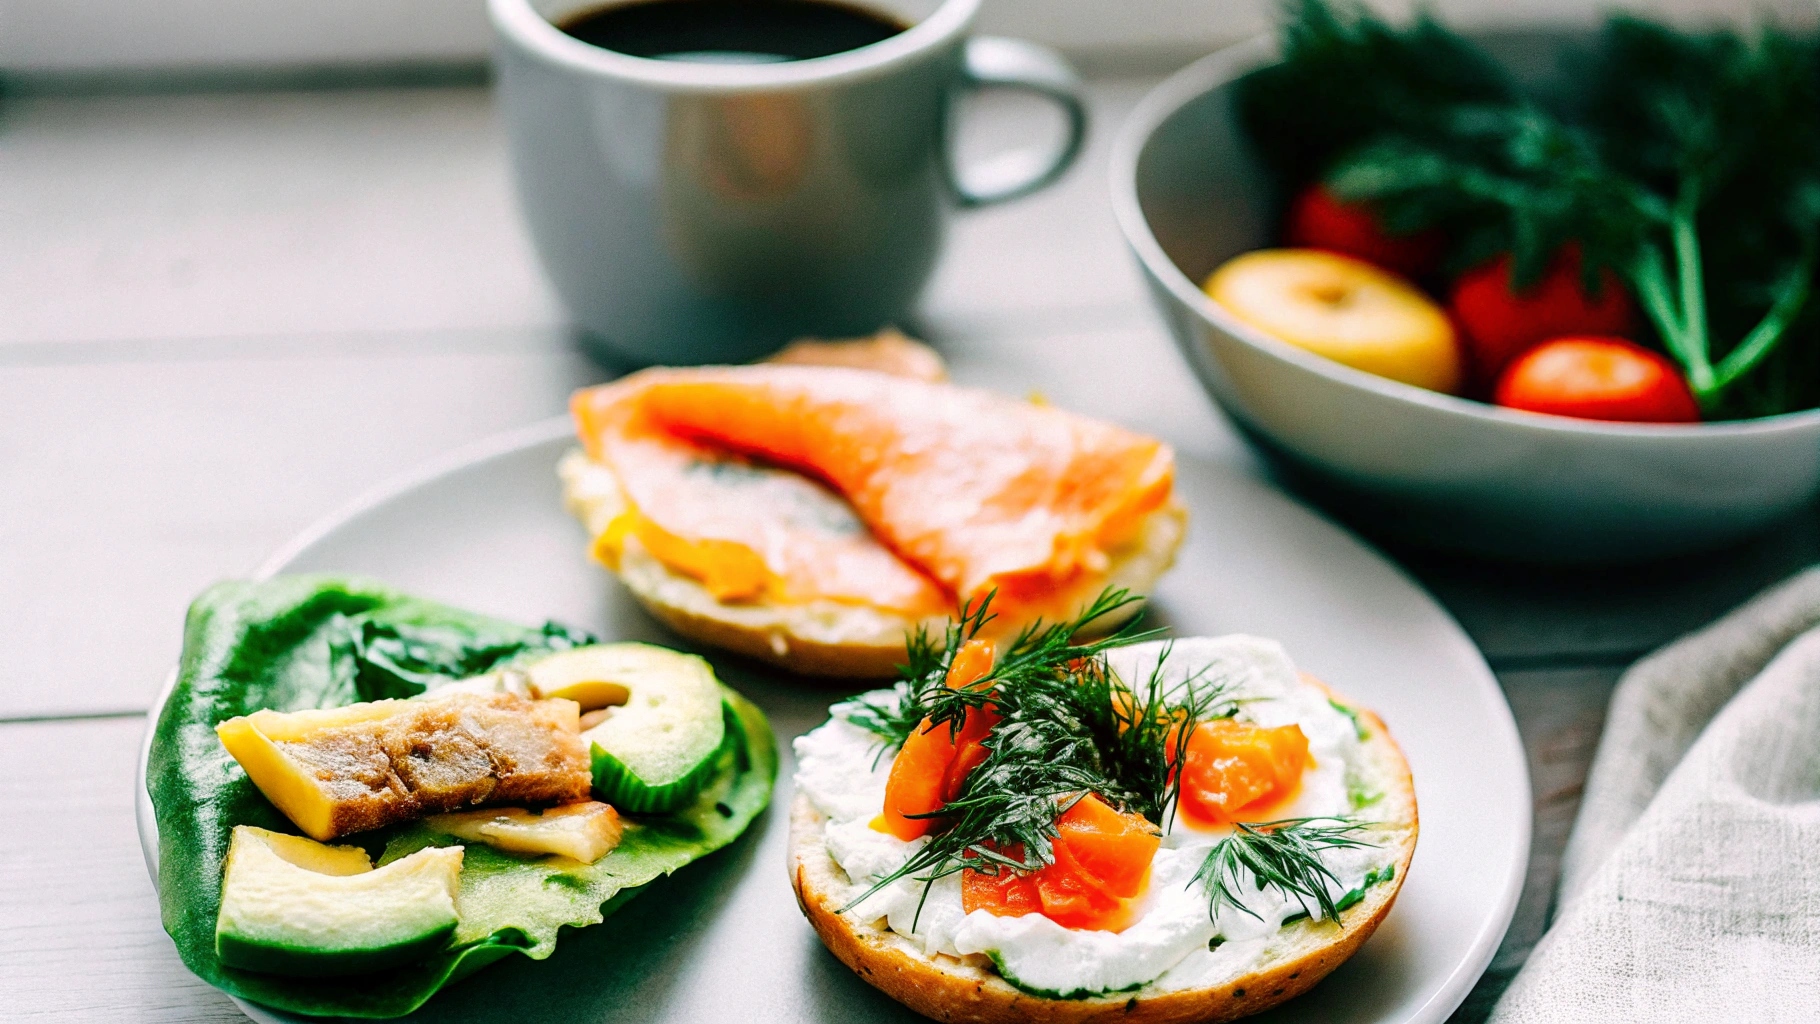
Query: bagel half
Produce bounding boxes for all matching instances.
[558,450,1187,678]
[765,328,950,383]
[788,681,1417,1023]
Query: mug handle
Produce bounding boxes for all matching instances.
[946,36,1089,207]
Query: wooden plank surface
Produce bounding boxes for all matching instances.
[0,717,248,1023]
[0,89,560,349]
[0,345,603,721]
[1398,517,1820,670]
[0,82,1155,351]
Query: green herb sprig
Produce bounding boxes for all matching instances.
[1240,0,1820,418]
[831,592,1016,754]
[1193,817,1376,925]
[835,590,1234,920]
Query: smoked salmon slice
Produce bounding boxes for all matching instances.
[572,384,948,616]
[572,365,1175,615]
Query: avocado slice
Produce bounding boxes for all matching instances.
[215,826,462,977]
[527,643,727,814]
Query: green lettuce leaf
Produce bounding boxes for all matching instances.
[147,575,777,1018]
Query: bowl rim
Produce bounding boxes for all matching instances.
[1108,34,1820,440]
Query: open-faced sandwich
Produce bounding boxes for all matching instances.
[560,340,1186,678]
[789,594,1416,1023]
[147,576,775,1018]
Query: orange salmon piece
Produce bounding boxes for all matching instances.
[1033,842,1139,932]
[574,387,948,616]
[880,719,956,841]
[574,366,1174,614]
[939,639,999,803]
[1179,719,1310,825]
[1052,792,1160,899]
[961,847,1046,917]
[944,637,997,690]
[880,639,1001,838]
[961,795,1158,932]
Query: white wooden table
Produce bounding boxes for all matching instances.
[3,73,1816,1023]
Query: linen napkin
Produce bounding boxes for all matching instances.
[1489,567,1820,1023]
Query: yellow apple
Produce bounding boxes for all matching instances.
[1204,248,1462,394]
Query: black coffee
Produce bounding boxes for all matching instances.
[559,0,907,64]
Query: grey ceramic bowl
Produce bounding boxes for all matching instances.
[1111,34,1820,563]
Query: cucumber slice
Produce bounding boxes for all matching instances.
[214,826,461,977]
[526,644,728,814]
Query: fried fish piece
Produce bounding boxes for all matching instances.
[217,691,592,841]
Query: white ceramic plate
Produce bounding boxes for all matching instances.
[138,418,1529,1024]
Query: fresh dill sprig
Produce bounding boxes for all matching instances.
[833,592,1004,751]
[838,589,1237,921]
[1062,644,1242,828]
[829,683,918,770]
[834,588,1156,750]
[908,587,1160,749]
[1192,817,1377,925]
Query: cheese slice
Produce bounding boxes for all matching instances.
[427,801,623,864]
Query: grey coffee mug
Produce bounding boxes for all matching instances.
[489,0,1086,365]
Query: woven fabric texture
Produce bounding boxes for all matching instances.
[1490,568,1820,1023]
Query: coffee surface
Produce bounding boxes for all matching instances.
[558,0,907,63]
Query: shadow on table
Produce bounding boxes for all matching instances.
[802,932,929,1023]
[1384,501,1820,668]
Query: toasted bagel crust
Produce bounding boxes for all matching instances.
[559,450,1187,678]
[788,683,1417,1023]
[626,587,920,679]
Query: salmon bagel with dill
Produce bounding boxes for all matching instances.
[789,595,1417,1023]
